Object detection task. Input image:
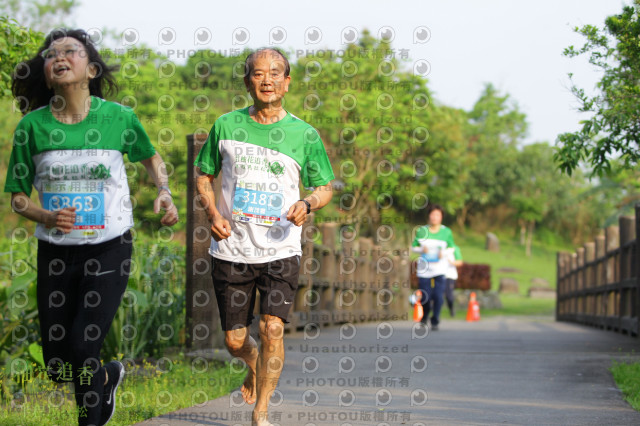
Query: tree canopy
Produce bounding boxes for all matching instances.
[556,0,640,176]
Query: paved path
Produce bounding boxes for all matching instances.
[136,316,640,425]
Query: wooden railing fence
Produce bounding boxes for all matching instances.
[556,204,639,336]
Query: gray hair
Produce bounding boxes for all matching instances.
[244,48,290,79]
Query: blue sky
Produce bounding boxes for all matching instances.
[73,0,628,145]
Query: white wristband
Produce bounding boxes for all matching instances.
[158,185,172,196]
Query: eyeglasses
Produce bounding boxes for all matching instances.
[40,45,85,61]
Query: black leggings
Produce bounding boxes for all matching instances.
[37,231,131,426]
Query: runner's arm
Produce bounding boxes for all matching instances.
[140,153,179,226]
[10,192,76,233]
[195,172,231,241]
[287,183,333,226]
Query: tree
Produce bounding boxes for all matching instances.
[510,143,555,256]
[288,31,471,239]
[556,1,640,176]
[0,17,42,97]
[459,84,527,227]
[1,0,78,33]
[575,160,640,224]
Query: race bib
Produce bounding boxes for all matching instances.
[421,243,441,263]
[232,183,285,226]
[42,181,105,239]
[423,251,440,263]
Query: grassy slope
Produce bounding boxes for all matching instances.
[454,231,563,293]
[451,230,566,317]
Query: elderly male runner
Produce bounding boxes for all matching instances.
[195,48,334,426]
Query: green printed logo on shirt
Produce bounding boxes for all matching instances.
[88,164,111,179]
[269,160,285,177]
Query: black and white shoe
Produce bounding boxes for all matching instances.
[100,361,124,425]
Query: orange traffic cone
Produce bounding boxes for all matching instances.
[413,290,424,322]
[466,292,481,322]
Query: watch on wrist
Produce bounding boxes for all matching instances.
[158,185,172,196]
[300,199,311,214]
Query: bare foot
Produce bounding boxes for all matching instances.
[241,368,257,404]
[252,410,272,426]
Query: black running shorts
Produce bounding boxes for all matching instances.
[211,255,300,331]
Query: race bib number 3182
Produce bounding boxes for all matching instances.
[232,186,284,226]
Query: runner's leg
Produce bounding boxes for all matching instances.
[225,326,259,404]
[253,314,284,426]
[71,235,131,425]
[36,241,77,384]
[211,258,259,404]
[418,277,431,324]
[252,256,299,425]
[431,275,446,327]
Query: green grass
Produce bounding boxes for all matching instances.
[611,361,640,411]
[0,358,245,426]
[455,231,559,295]
[481,295,555,317]
[444,295,555,319]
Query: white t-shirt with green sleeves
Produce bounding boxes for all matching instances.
[195,107,335,264]
[412,224,456,278]
[4,97,155,245]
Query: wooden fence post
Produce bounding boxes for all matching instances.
[557,251,571,319]
[569,250,576,318]
[320,222,338,325]
[595,234,605,320]
[584,242,596,322]
[577,247,585,316]
[619,216,635,280]
[556,252,563,320]
[605,226,620,328]
[619,215,635,333]
[358,238,373,322]
[605,226,620,285]
[399,249,410,317]
[186,133,223,350]
[339,227,356,323]
[636,204,640,337]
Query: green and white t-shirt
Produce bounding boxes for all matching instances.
[411,225,456,278]
[4,96,155,245]
[195,107,334,264]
